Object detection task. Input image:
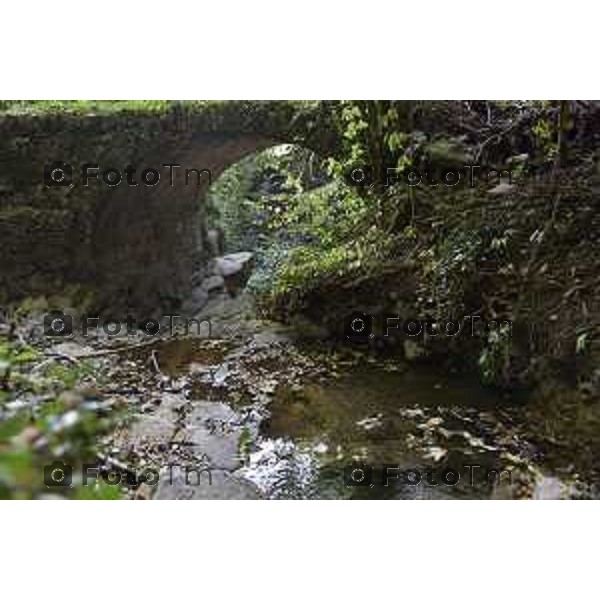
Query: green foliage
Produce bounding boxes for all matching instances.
[327,101,410,180]
[258,181,367,245]
[41,360,95,391]
[206,106,413,313]
[73,480,123,500]
[532,117,557,160]
[263,226,399,314]
[0,335,121,499]
[209,143,363,306]
[246,174,389,312]
[207,144,326,252]
[427,229,483,288]
[206,152,262,252]
[478,323,513,386]
[0,339,41,364]
[0,100,173,115]
[0,397,121,499]
[238,427,253,460]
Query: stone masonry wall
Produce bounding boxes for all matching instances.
[0,112,292,314]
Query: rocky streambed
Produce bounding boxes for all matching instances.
[64,287,596,501]
[7,267,597,500]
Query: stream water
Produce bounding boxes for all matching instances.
[144,320,593,500]
[238,366,568,499]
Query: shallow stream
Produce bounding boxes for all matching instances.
[147,329,593,500]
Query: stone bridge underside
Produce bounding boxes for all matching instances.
[0,102,338,314]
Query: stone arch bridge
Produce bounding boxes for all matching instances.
[0,102,339,314]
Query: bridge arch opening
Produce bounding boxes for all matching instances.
[206,144,327,250]
[186,142,330,306]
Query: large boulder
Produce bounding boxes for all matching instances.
[155,467,261,500]
[172,402,243,471]
[212,252,254,297]
[200,274,225,295]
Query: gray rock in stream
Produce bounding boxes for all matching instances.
[173,401,243,471]
[123,393,187,452]
[155,467,261,500]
